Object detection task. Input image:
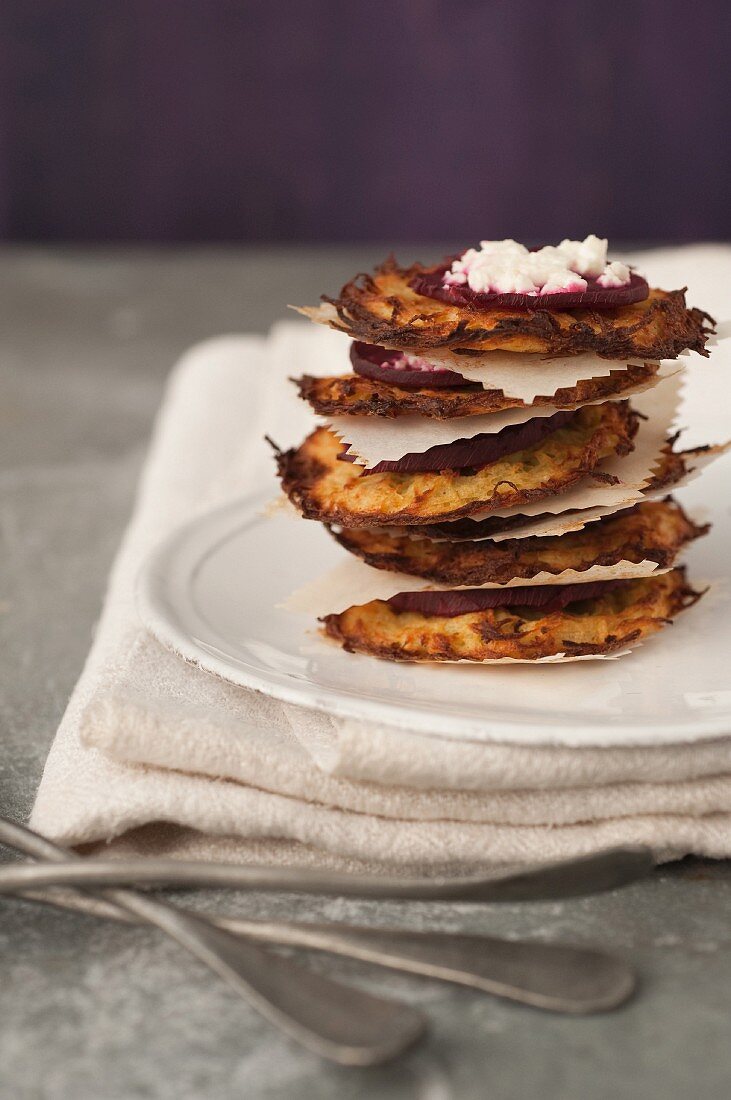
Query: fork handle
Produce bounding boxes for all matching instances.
[15,884,634,1015]
[0,846,655,901]
[0,817,425,1065]
[225,919,635,1014]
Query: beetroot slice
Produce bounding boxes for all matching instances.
[422,511,559,540]
[349,341,477,390]
[388,579,623,618]
[425,504,634,541]
[339,408,576,474]
[410,266,649,312]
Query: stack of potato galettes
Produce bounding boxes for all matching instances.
[276,237,718,663]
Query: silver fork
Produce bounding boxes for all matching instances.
[19,887,637,1014]
[0,818,649,1014]
[0,844,654,901]
[0,817,426,1066]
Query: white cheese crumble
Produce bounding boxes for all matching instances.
[444,236,631,296]
[396,352,445,373]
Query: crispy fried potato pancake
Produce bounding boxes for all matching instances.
[417,443,707,540]
[312,258,713,358]
[322,569,699,662]
[295,361,658,419]
[330,499,708,585]
[276,402,637,527]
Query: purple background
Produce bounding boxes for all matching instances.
[2,0,730,243]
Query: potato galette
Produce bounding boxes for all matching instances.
[329,498,708,586]
[295,360,658,420]
[297,256,714,359]
[322,569,700,662]
[275,402,638,527]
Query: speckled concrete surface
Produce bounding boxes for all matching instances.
[1,247,730,1100]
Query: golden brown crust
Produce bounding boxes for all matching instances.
[275,402,638,527]
[295,361,658,419]
[330,499,708,585]
[322,570,700,662]
[317,257,713,358]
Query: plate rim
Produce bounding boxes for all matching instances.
[136,495,731,749]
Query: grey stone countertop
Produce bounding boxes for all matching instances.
[1,246,730,1100]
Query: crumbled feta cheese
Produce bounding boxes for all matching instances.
[390,353,444,373]
[597,260,632,288]
[443,235,631,296]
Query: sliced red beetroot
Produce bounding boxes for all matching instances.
[410,265,649,312]
[339,408,576,474]
[349,341,477,390]
[388,579,622,617]
[421,511,561,540]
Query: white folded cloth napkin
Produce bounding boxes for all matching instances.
[31,246,731,870]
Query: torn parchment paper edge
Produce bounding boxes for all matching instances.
[326,363,677,467]
[293,302,729,397]
[281,555,673,618]
[293,303,659,402]
[428,368,685,530]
